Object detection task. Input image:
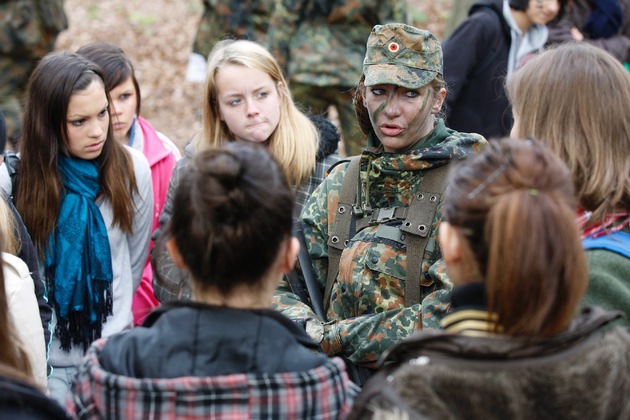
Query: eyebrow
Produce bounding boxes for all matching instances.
[67,101,109,119]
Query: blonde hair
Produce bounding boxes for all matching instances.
[507,43,630,222]
[195,39,318,186]
[0,198,17,255]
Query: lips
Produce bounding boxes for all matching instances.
[380,124,404,137]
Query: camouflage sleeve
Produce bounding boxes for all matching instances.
[380,0,410,24]
[271,163,346,320]
[320,260,452,367]
[267,0,302,71]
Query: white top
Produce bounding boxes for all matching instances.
[3,252,47,389]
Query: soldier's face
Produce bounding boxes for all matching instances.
[109,77,138,144]
[215,64,281,143]
[65,79,109,160]
[363,83,445,153]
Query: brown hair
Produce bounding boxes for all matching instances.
[444,138,588,336]
[76,41,142,115]
[195,39,318,186]
[15,51,138,256]
[352,74,447,136]
[167,141,294,296]
[506,42,630,223]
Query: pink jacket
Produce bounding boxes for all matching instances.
[132,117,178,325]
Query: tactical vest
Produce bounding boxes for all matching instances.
[324,155,454,311]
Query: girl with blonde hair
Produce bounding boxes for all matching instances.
[152,39,339,302]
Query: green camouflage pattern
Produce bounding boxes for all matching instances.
[192,0,272,59]
[272,119,487,367]
[268,0,408,88]
[0,0,67,145]
[364,23,443,90]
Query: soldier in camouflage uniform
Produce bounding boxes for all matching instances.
[192,0,272,60]
[268,0,408,157]
[0,0,67,148]
[273,24,487,373]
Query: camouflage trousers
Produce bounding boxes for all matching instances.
[0,56,36,149]
[290,82,366,158]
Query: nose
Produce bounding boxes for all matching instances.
[383,96,402,118]
[245,99,259,117]
[88,120,104,138]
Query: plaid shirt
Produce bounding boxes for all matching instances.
[69,339,358,419]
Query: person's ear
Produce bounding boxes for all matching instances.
[438,222,463,267]
[165,238,188,270]
[431,87,447,114]
[279,237,300,274]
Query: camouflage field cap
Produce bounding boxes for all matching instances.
[363,23,442,89]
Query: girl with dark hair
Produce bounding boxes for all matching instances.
[350,138,630,419]
[69,142,357,418]
[442,0,566,139]
[13,51,153,403]
[76,42,181,326]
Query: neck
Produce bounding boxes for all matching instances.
[510,9,533,33]
[191,275,278,310]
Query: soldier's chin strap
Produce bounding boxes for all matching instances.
[324,156,455,312]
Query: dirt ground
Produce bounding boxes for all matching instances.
[55,0,451,152]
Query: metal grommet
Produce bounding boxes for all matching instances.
[338,206,346,214]
[404,221,411,227]
[430,195,437,202]
[417,193,424,200]
[343,240,349,246]
[418,224,427,232]
[331,236,339,244]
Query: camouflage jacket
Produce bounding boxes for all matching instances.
[0,0,67,58]
[267,0,408,87]
[192,0,272,59]
[273,119,487,367]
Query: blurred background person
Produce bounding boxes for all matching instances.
[268,0,408,157]
[185,0,272,83]
[547,0,630,65]
[442,0,565,140]
[0,0,67,149]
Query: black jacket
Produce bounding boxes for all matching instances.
[443,0,512,140]
[99,301,328,378]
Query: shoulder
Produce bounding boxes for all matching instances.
[123,145,151,179]
[2,252,31,284]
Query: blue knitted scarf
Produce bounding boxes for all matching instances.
[583,0,623,39]
[45,155,113,352]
